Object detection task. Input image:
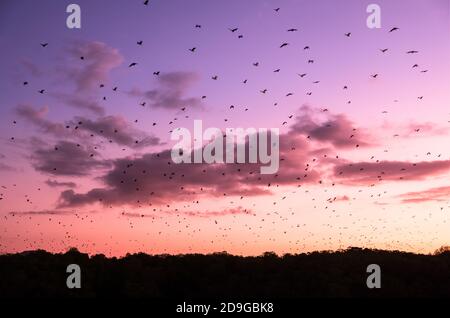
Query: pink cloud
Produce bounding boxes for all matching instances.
[121,207,253,219]
[333,160,450,185]
[398,186,450,203]
[66,41,123,92]
[16,104,68,136]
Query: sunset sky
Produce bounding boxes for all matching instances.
[0,0,449,256]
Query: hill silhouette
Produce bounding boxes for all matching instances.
[0,247,449,298]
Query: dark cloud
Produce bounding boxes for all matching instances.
[71,115,161,148]
[54,106,387,208]
[57,129,323,208]
[290,105,374,149]
[16,105,159,149]
[57,149,273,207]
[32,140,111,176]
[9,210,76,216]
[45,179,77,188]
[130,71,203,109]
[121,212,157,218]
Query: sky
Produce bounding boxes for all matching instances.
[0,0,449,256]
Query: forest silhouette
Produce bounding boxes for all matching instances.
[0,247,449,298]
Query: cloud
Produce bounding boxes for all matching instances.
[130,71,203,109]
[290,105,374,149]
[380,120,450,139]
[55,106,421,208]
[45,179,77,188]
[180,207,254,218]
[398,186,450,203]
[0,153,13,171]
[120,207,253,219]
[121,212,157,218]
[9,210,76,216]
[66,41,123,92]
[71,115,161,148]
[57,128,323,208]
[402,122,449,138]
[16,105,158,149]
[31,140,111,176]
[57,149,272,207]
[332,160,450,185]
[16,104,68,137]
[0,162,15,171]
[328,195,350,203]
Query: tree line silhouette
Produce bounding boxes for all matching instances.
[0,247,449,298]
